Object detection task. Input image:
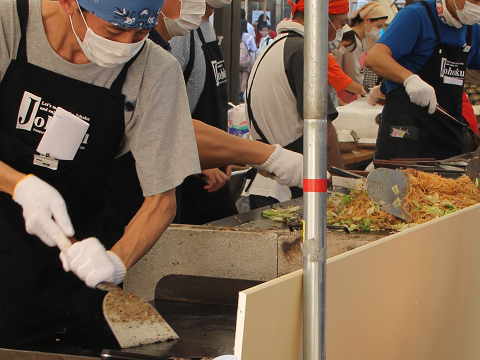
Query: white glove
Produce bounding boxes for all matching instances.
[60,237,126,288]
[13,174,74,247]
[403,74,437,114]
[251,144,304,188]
[367,85,385,106]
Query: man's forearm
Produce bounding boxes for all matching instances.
[365,43,413,85]
[193,119,275,169]
[110,189,176,269]
[0,161,25,196]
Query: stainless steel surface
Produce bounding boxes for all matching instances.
[304,0,328,355]
[366,168,410,221]
[208,197,303,230]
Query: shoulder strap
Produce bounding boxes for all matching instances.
[246,32,301,144]
[466,24,472,47]
[420,1,441,44]
[183,30,196,84]
[110,43,146,93]
[196,27,206,45]
[16,0,29,62]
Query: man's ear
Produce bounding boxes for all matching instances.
[58,0,79,17]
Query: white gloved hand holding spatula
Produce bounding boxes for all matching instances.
[59,237,126,288]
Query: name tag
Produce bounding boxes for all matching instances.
[33,154,58,170]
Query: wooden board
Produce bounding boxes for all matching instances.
[235,203,480,360]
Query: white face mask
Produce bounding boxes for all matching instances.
[328,19,343,52]
[206,0,232,8]
[331,46,346,57]
[365,25,381,42]
[454,0,480,25]
[162,0,206,37]
[70,5,146,68]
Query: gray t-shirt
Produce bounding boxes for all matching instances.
[169,21,217,113]
[0,0,201,196]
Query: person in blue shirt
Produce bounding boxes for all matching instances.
[365,0,480,160]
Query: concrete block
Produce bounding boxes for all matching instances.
[124,225,279,301]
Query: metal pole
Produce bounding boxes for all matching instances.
[302,0,328,356]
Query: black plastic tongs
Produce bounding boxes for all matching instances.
[435,105,480,147]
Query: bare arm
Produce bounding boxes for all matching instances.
[110,189,176,269]
[193,119,275,169]
[0,161,25,196]
[365,43,413,84]
[344,80,365,95]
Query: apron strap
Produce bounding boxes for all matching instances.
[420,1,441,44]
[16,0,29,62]
[110,43,146,93]
[183,30,197,84]
[246,32,301,145]
[466,24,472,47]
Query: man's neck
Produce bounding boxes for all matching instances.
[154,15,173,42]
[41,1,90,64]
[445,0,461,22]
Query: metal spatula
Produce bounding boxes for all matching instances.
[366,168,410,220]
[56,237,179,348]
[466,147,480,190]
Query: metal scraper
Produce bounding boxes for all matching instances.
[466,147,480,190]
[56,237,179,348]
[366,168,410,220]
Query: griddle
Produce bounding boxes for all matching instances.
[6,276,262,360]
[207,197,304,230]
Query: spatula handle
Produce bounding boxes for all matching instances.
[56,236,77,253]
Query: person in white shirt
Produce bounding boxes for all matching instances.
[256,23,272,58]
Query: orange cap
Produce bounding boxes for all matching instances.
[329,0,349,15]
[288,0,304,14]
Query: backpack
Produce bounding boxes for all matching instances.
[239,35,252,69]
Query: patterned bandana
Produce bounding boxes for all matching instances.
[436,0,463,28]
[77,0,165,28]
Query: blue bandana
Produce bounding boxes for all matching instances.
[77,0,165,28]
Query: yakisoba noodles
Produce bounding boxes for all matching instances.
[327,170,480,231]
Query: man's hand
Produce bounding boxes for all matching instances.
[199,168,229,192]
[60,237,126,288]
[13,175,74,247]
[368,85,385,106]
[251,144,304,187]
[403,74,437,114]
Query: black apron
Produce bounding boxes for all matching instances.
[245,32,303,198]
[0,0,139,346]
[174,28,238,224]
[375,1,471,160]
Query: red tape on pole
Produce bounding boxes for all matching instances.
[303,178,327,192]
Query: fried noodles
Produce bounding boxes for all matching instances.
[327,170,480,231]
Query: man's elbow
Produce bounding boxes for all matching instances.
[364,51,375,71]
[152,189,177,224]
[164,192,177,224]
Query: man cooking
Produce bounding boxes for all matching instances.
[243,0,348,210]
[365,0,480,160]
[0,0,303,347]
